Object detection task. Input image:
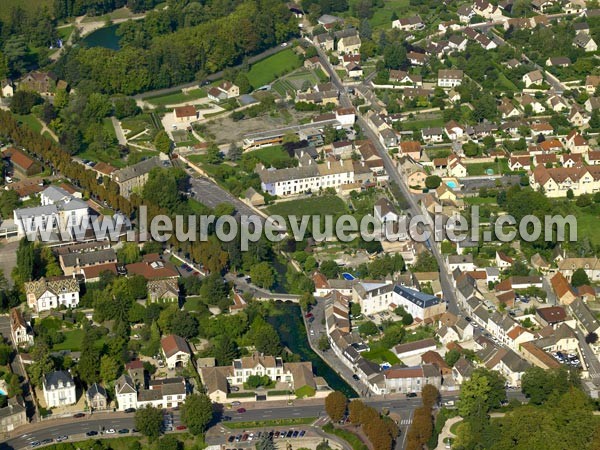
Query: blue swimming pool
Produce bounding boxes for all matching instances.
[446,181,458,188]
[342,272,356,281]
[0,389,6,396]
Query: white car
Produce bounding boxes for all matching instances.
[106,429,116,434]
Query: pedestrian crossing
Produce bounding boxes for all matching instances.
[399,419,412,425]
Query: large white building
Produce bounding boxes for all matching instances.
[115,374,138,411]
[161,335,192,369]
[24,277,80,313]
[13,186,89,238]
[115,374,187,410]
[43,371,76,408]
[257,154,357,197]
[352,281,446,320]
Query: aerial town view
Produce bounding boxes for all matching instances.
[0,0,599,449]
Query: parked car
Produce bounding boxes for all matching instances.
[228,436,235,443]
[176,425,187,431]
[124,408,136,413]
[118,429,129,434]
[106,429,116,434]
[73,413,85,418]
[237,408,246,413]
[56,436,68,442]
[299,431,306,437]
[86,431,98,437]
[231,401,241,406]
[406,392,418,398]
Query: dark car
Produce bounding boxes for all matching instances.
[352,374,360,381]
[73,413,86,418]
[292,431,299,438]
[132,429,139,433]
[299,431,306,437]
[118,429,129,434]
[41,439,54,445]
[124,408,136,413]
[286,431,294,438]
[406,392,418,398]
[86,431,98,437]
[228,436,235,443]
[237,408,246,413]
[222,416,232,421]
[30,442,40,448]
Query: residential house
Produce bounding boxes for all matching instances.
[393,338,438,359]
[393,285,446,321]
[337,35,361,54]
[547,94,570,112]
[87,383,108,411]
[19,71,57,95]
[353,281,395,315]
[438,70,463,88]
[550,272,577,305]
[399,141,422,161]
[585,75,600,95]
[523,70,544,88]
[447,255,476,273]
[573,33,598,52]
[422,127,444,142]
[115,375,138,411]
[392,15,424,31]
[314,33,334,51]
[564,130,589,154]
[496,251,514,269]
[59,248,118,277]
[584,97,600,112]
[245,187,265,206]
[147,279,179,303]
[499,98,521,119]
[546,56,571,67]
[569,298,600,344]
[161,335,192,369]
[43,371,76,408]
[389,70,422,86]
[24,277,80,313]
[1,79,14,98]
[0,397,27,433]
[508,155,531,171]
[10,308,33,347]
[2,148,41,178]
[519,94,546,114]
[113,155,171,199]
[174,105,198,122]
[407,51,427,66]
[376,364,441,394]
[452,357,474,384]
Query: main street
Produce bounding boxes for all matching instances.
[314,46,459,313]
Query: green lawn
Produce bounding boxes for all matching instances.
[121,113,156,139]
[323,423,369,450]
[466,160,510,176]
[247,49,302,89]
[15,114,43,134]
[183,296,204,311]
[57,25,74,42]
[102,117,117,139]
[52,329,85,351]
[403,115,445,130]
[362,341,401,365]
[242,145,295,168]
[147,88,207,106]
[267,195,348,217]
[569,204,600,246]
[224,417,316,429]
[369,0,411,28]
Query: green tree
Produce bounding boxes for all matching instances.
[458,368,506,418]
[250,262,276,289]
[117,242,141,264]
[154,130,173,154]
[320,260,339,279]
[256,434,277,450]
[100,355,120,382]
[444,349,461,367]
[325,391,347,422]
[425,175,442,190]
[135,405,164,440]
[318,333,331,351]
[571,268,590,287]
[10,91,42,114]
[181,393,214,435]
[157,435,181,450]
[13,238,35,284]
[358,321,378,336]
[421,384,439,408]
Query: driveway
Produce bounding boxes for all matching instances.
[0,239,19,287]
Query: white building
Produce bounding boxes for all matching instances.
[13,186,90,238]
[392,285,446,321]
[352,281,395,316]
[161,335,192,369]
[10,308,33,347]
[115,374,138,411]
[43,371,76,408]
[24,277,80,313]
[438,70,463,88]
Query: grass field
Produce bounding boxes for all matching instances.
[403,115,445,130]
[52,330,85,351]
[369,0,412,28]
[267,195,348,217]
[15,114,43,134]
[57,25,74,42]
[242,146,295,168]
[362,341,401,365]
[569,204,600,246]
[247,49,302,89]
[323,423,369,450]
[147,88,207,106]
[121,113,156,139]
[466,159,510,176]
[102,117,117,139]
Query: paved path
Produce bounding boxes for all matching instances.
[111,117,127,146]
[434,417,462,450]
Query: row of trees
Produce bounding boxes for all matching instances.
[324,392,399,450]
[405,385,439,450]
